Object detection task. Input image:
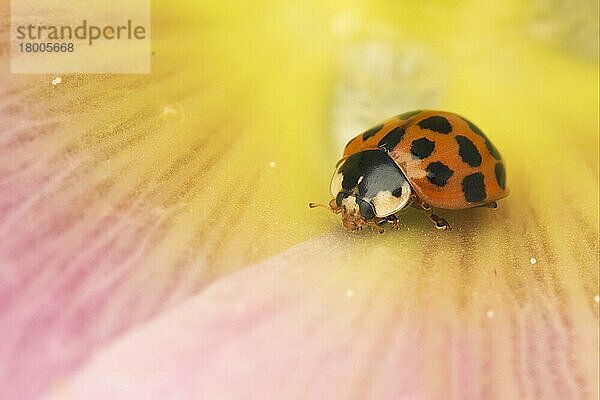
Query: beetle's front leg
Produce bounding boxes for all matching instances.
[386,214,400,230]
[366,217,387,234]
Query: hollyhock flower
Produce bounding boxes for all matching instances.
[0,1,597,399]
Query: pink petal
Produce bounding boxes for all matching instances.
[0,72,321,399]
[46,234,598,400]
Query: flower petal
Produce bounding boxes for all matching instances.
[47,232,598,400]
[0,1,597,399]
[0,5,335,398]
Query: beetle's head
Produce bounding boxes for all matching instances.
[332,150,412,219]
[336,195,367,231]
[309,196,372,232]
[310,149,413,232]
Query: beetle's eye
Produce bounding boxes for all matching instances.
[335,192,345,207]
[357,198,375,219]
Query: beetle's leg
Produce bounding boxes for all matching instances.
[407,194,418,207]
[386,214,400,230]
[414,201,452,231]
[366,219,385,234]
[479,201,498,209]
[427,212,452,231]
[378,217,390,228]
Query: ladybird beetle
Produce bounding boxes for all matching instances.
[310,110,508,233]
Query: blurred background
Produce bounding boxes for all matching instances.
[0,1,598,399]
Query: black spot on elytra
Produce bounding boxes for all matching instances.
[378,126,406,152]
[410,137,435,159]
[495,163,506,190]
[362,123,384,140]
[392,187,402,197]
[455,135,482,167]
[462,172,487,202]
[461,117,501,160]
[417,116,452,134]
[426,161,454,186]
[397,110,422,120]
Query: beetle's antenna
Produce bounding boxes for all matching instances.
[309,202,330,209]
[309,200,341,214]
